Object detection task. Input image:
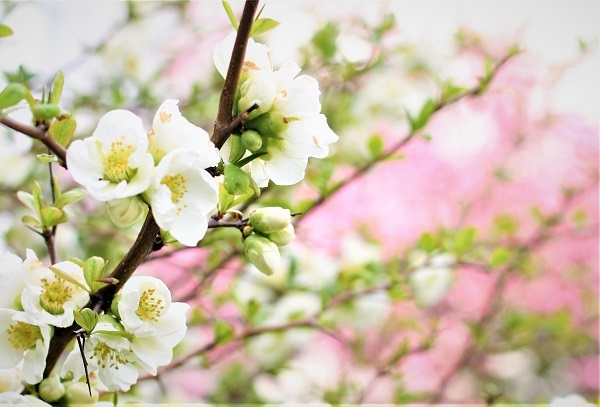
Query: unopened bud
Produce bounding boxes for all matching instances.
[39,375,66,403]
[106,196,146,228]
[238,70,276,120]
[244,234,280,276]
[249,207,291,235]
[268,223,295,247]
[241,130,263,152]
[64,381,98,404]
[243,225,253,237]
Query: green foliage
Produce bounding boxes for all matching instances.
[49,70,64,105]
[250,18,279,38]
[407,98,436,133]
[74,309,99,334]
[49,265,89,293]
[0,83,27,110]
[49,116,76,147]
[367,134,384,158]
[213,320,235,345]
[489,247,512,268]
[221,1,239,30]
[209,363,262,404]
[418,232,438,253]
[0,23,13,38]
[3,65,36,87]
[452,226,477,256]
[83,256,108,293]
[311,22,339,60]
[224,163,250,196]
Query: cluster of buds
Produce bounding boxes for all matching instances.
[243,207,295,275]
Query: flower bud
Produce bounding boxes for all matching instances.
[106,196,146,228]
[268,223,295,247]
[241,130,263,152]
[39,375,66,403]
[244,234,280,276]
[64,381,98,404]
[238,70,277,120]
[249,207,291,235]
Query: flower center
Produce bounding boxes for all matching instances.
[40,277,73,315]
[90,341,130,369]
[6,321,42,351]
[135,288,165,323]
[161,174,188,204]
[102,140,137,183]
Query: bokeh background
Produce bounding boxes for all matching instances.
[0,0,598,403]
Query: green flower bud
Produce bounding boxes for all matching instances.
[241,130,263,152]
[244,234,280,276]
[64,381,98,404]
[268,223,295,247]
[32,103,61,121]
[39,375,66,403]
[249,207,291,235]
[106,196,146,228]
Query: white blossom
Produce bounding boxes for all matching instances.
[145,148,219,246]
[0,392,51,405]
[67,110,154,201]
[244,234,280,276]
[550,394,595,407]
[0,309,52,385]
[20,250,90,328]
[148,99,218,163]
[0,252,25,310]
[61,318,139,392]
[213,31,272,81]
[106,196,147,228]
[245,62,338,186]
[118,276,189,338]
[409,253,455,307]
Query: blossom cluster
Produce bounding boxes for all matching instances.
[214,32,339,187]
[67,100,220,247]
[0,250,187,402]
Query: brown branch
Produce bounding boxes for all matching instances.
[0,115,67,166]
[43,210,160,378]
[211,0,260,149]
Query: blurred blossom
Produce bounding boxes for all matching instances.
[409,253,456,307]
[0,366,23,393]
[550,394,596,407]
[340,232,382,267]
[484,349,536,379]
[0,130,34,188]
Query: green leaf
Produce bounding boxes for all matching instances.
[222,1,239,30]
[312,22,339,60]
[0,23,13,38]
[32,181,44,212]
[441,80,466,103]
[54,188,85,209]
[0,83,26,110]
[83,257,106,293]
[490,247,512,268]
[40,206,67,228]
[224,163,250,196]
[213,320,235,345]
[36,154,58,163]
[367,134,384,158]
[250,18,279,38]
[418,232,438,253]
[228,134,246,163]
[49,266,90,293]
[454,227,477,255]
[94,330,133,339]
[74,308,98,333]
[410,98,436,133]
[49,70,64,105]
[21,215,40,227]
[229,184,256,208]
[235,151,266,168]
[218,184,235,213]
[49,116,76,148]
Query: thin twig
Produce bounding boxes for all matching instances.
[211,0,260,149]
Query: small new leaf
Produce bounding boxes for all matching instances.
[228,134,246,163]
[94,330,134,339]
[490,247,512,268]
[54,188,85,209]
[224,163,250,196]
[221,1,239,30]
[36,154,58,163]
[49,117,76,147]
[367,134,384,158]
[213,320,235,345]
[83,256,106,293]
[250,18,279,37]
[74,309,98,333]
[49,266,90,293]
[0,83,27,110]
[40,206,67,228]
[0,23,13,38]
[49,70,64,105]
